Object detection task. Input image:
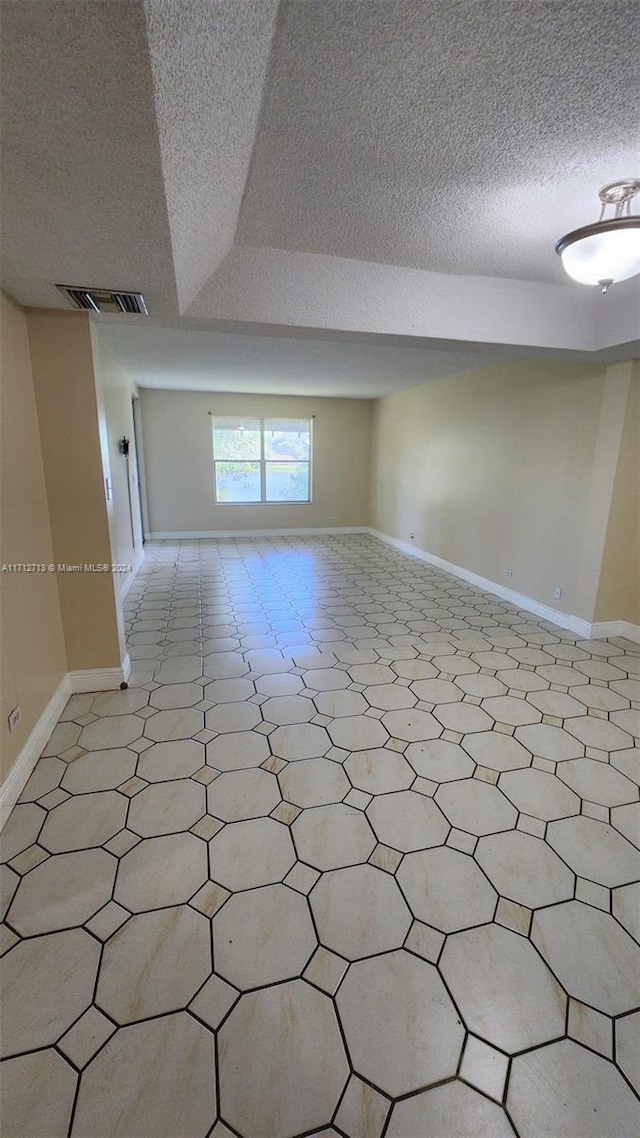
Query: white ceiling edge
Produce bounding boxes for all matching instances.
[96,319,638,402]
[96,323,515,399]
[186,244,640,354]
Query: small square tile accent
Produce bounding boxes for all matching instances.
[517,814,546,839]
[9,844,49,875]
[369,843,403,874]
[85,900,130,941]
[326,746,349,763]
[575,877,610,911]
[189,973,239,1029]
[254,721,276,735]
[586,747,608,761]
[446,828,477,855]
[495,896,532,937]
[190,815,224,841]
[412,777,437,797]
[189,880,230,917]
[386,738,407,753]
[192,766,219,786]
[136,706,158,720]
[60,745,85,763]
[311,714,332,727]
[494,722,515,735]
[405,920,445,963]
[581,801,609,823]
[127,737,153,753]
[568,999,613,1058]
[474,765,499,785]
[38,787,70,810]
[270,801,301,825]
[460,1035,509,1101]
[117,776,148,798]
[344,788,372,811]
[58,1007,116,1067]
[104,829,140,857]
[531,756,556,774]
[303,946,348,996]
[441,729,463,743]
[261,755,287,774]
[284,861,320,895]
[194,729,217,745]
[334,1074,390,1138]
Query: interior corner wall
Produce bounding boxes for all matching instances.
[594,365,640,624]
[140,388,372,534]
[92,335,144,600]
[0,293,66,780]
[369,358,610,622]
[26,310,123,671]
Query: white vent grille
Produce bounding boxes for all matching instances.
[56,286,148,315]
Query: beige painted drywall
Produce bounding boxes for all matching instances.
[26,310,123,670]
[594,364,640,624]
[92,336,144,599]
[370,358,610,621]
[140,389,372,533]
[1,293,66,779]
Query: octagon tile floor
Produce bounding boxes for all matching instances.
[1,534,639,1137]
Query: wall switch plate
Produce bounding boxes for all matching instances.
[8,705,21,733]
[553,585,563,600]
[504,568,514,579]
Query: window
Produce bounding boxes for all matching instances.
[212,417,312,504]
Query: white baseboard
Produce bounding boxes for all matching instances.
[146,527,369,540]
[68,656,130,693]
[1,657,131,831]
[0,674,71,831]
[367,528,594,638]
[119,549,145,601]
[590,620,640,645]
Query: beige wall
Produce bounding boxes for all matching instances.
[92,336,144,600]
[0,294,66,779]
[26,311,123,670]
[594,365,640,624]
[370,359,610,621]
[141,389,372,534]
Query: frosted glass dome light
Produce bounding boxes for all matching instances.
[556,179,640,293]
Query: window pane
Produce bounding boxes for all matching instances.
[215,462,261,502]
[264,419,310,462]
[213,418,261,460]
[266,462,309,502]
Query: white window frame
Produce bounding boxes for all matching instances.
[211,416,313,505]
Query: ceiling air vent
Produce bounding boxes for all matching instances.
[56,286,148,315]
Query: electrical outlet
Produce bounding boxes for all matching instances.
[504,568,513,579]
[8,705,21,734]
[554,585,563,600]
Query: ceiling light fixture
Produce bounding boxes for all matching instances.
[555,178,640,294]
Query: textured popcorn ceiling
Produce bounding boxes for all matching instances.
[143,0,278,312]
[238,0,640,282]
[1,0,639,380]
[0,0,179,318]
